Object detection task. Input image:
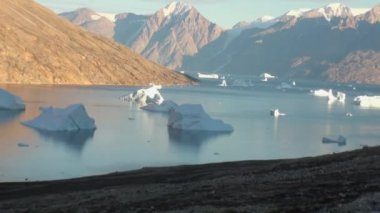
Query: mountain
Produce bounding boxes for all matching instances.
[62,1,223,70]
[114,1,224,69]
[0,0,189,85]
[357,5,380,24]
[60,8,115,39]
[182,3,380,85]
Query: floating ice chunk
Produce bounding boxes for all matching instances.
[0,88,25,111]
[168,104,233,132]
[312,89,332,97]
[218,79,228,87]
[353,95,380,108]
[260,73,276,82]
[322,135,346,146]
[197,73,219,79]
[141,100,178,113]
[270,109,286,117]
[122,84,164,106]
[22,104,96,132]
[345,112,353,117]
[337,92,346,103]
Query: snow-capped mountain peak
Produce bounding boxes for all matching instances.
[317,3,352,21]
[285,8,311,18]
[162,1,192,17]
[257,16,275,22]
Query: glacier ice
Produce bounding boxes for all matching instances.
[0,88,25,111]
[22,104,96,132]
[168,104,233,132]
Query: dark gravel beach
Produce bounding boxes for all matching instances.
[0,146,380,212]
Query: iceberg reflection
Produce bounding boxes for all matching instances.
[35,129,95,152]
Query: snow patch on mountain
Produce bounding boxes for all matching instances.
[162,1,192,17]
[286,8,311,17]
[97,12,116,22]
[317,3,352,21]
[351,8,371,16]
[90,14,101,21]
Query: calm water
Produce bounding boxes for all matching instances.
[0,82,380,182]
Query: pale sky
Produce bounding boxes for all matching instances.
[35,0,379,28]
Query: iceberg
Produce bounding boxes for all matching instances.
[168,104,233,132]
[197,73,219,79]
[327,91,346,104]
[140,100,178,113]
[22,104,96,132]
[218,79,228,87]
[260,73,276,81]
[270,109,286,117]
[353,96,380,108]
[0,88,25,111]
[312,89,332,97]
[122,84,164,106]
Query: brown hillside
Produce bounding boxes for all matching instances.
[0,0,190,85]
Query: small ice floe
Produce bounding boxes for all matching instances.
[353,95,380,108]
[328,91,346,104]
[312,89,332,97]
[260,73,276,82]
[0,88,25,111]
[292,81,296,86]
[345,112,353,117]
[17,143,30,148]
[168,104,233,132]
[22,104,96,132]
[140,100,178,113]
[218,79,228,87]
[121,84,164,106]
[197,73,219,79]
[322,135,346,146]
[270,109,286,117]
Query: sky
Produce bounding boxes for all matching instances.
[35,0,379,28]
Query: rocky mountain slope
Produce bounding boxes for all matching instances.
[62,2,223,70]
[60,8,115,39]
[0,0,189,85]
[182,3,380,84]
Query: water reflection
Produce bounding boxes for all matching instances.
[0,110,23,124]
[34,130,95,153]
[168,128,231,148]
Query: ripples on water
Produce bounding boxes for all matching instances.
[0,80,379,182]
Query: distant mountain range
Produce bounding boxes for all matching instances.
[61,2,380,84]
[61,2,223,69]
[0,0,189,85]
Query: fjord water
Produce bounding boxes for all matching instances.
[0,83,380,182]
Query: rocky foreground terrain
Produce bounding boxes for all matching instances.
[0,146,379,212]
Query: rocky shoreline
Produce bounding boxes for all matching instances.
[0,146,380,212]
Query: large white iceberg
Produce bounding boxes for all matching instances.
[0,88,25,110]
[353,95,380,108]
[22,104,96,132]
[168,104,233,132]
[141,100,178,113]
[122,84,164,106]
